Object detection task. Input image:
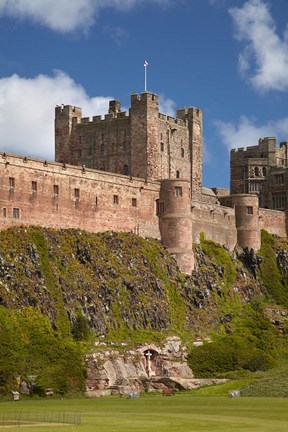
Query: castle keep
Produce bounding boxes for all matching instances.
[1,91,287,274]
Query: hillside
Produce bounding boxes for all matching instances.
[1,226,288,395]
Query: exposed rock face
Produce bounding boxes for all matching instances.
[85,336,225,396]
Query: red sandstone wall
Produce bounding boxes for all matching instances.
[259,208,287,237]
[191,203,237,249]
[0,154,160,239]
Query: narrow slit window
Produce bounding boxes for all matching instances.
[53,185,59,197]
[9,177,15,189]
[32,181,37,192]
[113,195,119,204]
[132,198,137,207]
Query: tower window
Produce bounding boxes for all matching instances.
[156,200,164,215]
[176,170,180,179]
[74,188,80,199]
[132,198,137,207]
[9,177,15,190]
[113,195,119,204]
[3,208,7,217]
[181,148,184,157]
[53,185,59,197]
[175,187,182,197]
[247,206,253,215]
[32,181,37,192]
[161,142,164,152]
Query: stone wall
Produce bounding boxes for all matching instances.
[191,203,237,249]
[259,208,287,237]
[0,153,160,239]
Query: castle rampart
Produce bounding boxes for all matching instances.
[0,153,161,239]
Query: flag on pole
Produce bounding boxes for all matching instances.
[144,60,148,67]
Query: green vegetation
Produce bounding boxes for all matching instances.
[200,232,236,288]
[0,307,85,395]
[258,230,288,307]
[2,396,288,432]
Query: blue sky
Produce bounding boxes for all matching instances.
[0,0,287,188]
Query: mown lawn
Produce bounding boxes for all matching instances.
[1,395,288,432]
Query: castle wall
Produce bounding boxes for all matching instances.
[0,153,160,239]
[191,203,237,249]
[259,208,287,237]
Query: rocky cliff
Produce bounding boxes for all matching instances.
[0,226,288,395]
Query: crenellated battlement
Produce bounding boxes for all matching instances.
[158,112,187,127]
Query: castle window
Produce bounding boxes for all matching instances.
[161,142,164,152]
[262,166,267,176]
[175,187,182,197]
[132,198,137,207]
[161,133,163,140]
[9,177,15,190]
[176,170,180,179]
[13,208,19,219]
[100,143,104,154]
[123,165,129,176]
[249,181,261,192]
[113,195,119,205]
[181,148,184,157]
[254,167,260,177]
[53,185,59,197]
[32,181,37,193]
[95,196,98,205]
[3,208,7,217]
[74,188,80,209]
[156,200,164,215]
[275,174,284,185]
[272,194,287,209]
[247,206,253,215]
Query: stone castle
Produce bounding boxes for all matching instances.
[0,91,287,274]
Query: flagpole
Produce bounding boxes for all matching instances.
[144,60,148,92]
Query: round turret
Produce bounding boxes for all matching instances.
[232,194,260,252]
[158,179,194,274]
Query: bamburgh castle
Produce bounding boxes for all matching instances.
[1,91,288,274]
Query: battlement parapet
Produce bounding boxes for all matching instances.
[176,107,202,120]
[75,111,129,125]
[158,112,187,126]
[130,92,159,104]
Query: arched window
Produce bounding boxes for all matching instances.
[262,166,267,176]
[254,166,260,177]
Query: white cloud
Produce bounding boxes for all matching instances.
[214,115,288,151]
[229,0,288,92]
[0,0,170,33]
[0,71,113,160]
[158,94,176,117]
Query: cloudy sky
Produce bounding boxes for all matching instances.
[0,0,287,188]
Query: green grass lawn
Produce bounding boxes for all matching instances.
[1,395,288,432]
